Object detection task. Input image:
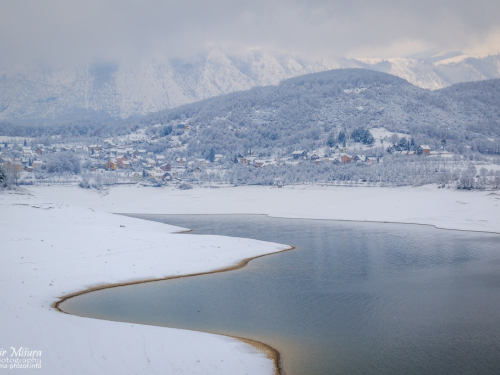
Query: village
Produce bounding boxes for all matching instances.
[0,134,450,188]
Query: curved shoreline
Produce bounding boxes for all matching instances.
[53,213,499,375]
[54,244,295,375]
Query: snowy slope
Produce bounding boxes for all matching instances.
[0,51,332,121]
[357,54,500,90]
[0,50,499,121]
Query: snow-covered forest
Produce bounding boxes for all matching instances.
[147,69,500,156]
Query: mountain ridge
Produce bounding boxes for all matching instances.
[1,51,499,123]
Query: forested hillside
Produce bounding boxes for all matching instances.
[144,69,500,157]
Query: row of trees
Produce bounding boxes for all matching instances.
[211,156,500,190]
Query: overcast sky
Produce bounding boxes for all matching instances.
[1,0,499,70]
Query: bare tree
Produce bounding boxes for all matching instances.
[5,162,21,186]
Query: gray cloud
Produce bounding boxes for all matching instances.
[1,0,499,70]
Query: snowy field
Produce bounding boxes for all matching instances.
[1,184,499,374]
[370,127,410,143]
[34,184,500,233]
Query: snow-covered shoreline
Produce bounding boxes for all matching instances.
[1,184,499,374]
[0,188,288,374]
[34,184,500,234]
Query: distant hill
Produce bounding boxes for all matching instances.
[0,50,499,122]
[144,69,500,156]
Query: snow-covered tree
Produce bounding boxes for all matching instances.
[46,152,81,174]
[327,131,337,147]
[0,166,7,187]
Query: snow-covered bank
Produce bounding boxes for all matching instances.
[33,184,500,234]
[0,189,288,374]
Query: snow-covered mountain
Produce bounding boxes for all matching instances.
[354,52,500,90]
[0,50,499,121]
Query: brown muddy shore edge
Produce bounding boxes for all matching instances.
[52,244,295,375]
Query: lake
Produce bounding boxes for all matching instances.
[60,214,500,375]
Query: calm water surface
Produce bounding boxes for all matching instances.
[61,215,500,375]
